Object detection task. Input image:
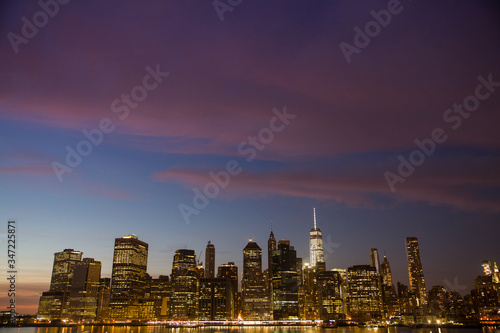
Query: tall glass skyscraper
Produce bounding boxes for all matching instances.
[267,228,277,291]
[37,249,83,320]
[109,234,148,321]
[242,239,270,320]
[309,208,325,267]
[370,248,380,274]
[271,240,299,320]
[171,249,198,320]
[205,241,215,278]
[68,258,102,321]
[405,237,427,307]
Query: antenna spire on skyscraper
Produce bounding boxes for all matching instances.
[313,207,317,229]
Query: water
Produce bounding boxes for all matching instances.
[0,327,498,333]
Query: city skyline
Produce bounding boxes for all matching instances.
[31,230,499,323]
[23,215,498,316]
[1,1,499,317]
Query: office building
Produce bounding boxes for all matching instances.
[271,240,299,320]
[406,237,427,307]
[242,239,270,320]
[37,249,83,321]
[205,241,215,278]
[170,249,198,320]
[370,249,380,274]
[346,265,383,321]
[380,255,399,317]
[109,235,148,321]
[218,262,238,318]
[268,228,277,291]
[68,258,101,321]
[309,208,325,268]
[317,270,344,320]
[198,277,232,320]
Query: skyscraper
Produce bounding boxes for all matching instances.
[170,249,198,320]
[271,240,299,320]
[68,258,102,321]
[267,227,277,291]
[37,249,83,321]
[198,277,232,320]
[49,249,84,293]
[109,234,149,321]
[346,265,383,321]
[370,248,380,274]
[242,239,270,320]
[380,255,399,318]
[309,208,325,267]
[205,241,215,278]
[317,270,344,320]
[380,255,393,287]
[218,262,238,319]
[405,237,427,307]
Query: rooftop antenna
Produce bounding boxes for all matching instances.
[313,207,317,229]
[270,220,273,231]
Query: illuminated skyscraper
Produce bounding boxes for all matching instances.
[267,227,277,290]
[171,249,198,320]
[271,240,299,320]
[37,249,83,321]
[242,239,270,320]
[482,260,493,276]
[68,258,102,321]
[380,255,393,287]
[309,208,325,267]
[346,265,383,321]
[405,237,427,307]
[109,235,149,321]
[301,263,318,320]
[370,248,380,274]
[198,277,232,320]
[49,249,84,293]
[380,255,399,317]
[205,241,215,278]
[317,270,344,320]
[218,262,238,319]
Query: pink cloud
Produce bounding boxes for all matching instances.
[153,152,500,213]
[0,166,52,175]
[84,184,138,201]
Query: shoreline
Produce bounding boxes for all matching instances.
[1,323,496,329]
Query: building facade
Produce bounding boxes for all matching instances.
[309,208,325,267]
[346,265,383,322]
[406,237,427,308]
[170,249,198,320]
[68,258,101,322]
[242,239,270,320]
[37,249,83,321]
[205,241,215,278]
[271,240,299,319]
[109,235,149,321]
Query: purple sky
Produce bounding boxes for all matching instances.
[0,1,499,314]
